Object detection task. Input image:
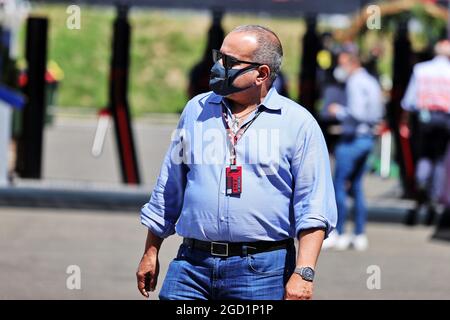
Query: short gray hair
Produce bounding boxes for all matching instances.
[231,25,283,82]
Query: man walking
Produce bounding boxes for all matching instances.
[137,25,337,300]
[323,47,384,251]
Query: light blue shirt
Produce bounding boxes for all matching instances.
[337,68,384,136]
[141,88,337,242]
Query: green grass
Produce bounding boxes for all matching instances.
[25,5,435,115]
[21,4,306,115]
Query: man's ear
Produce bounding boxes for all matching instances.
[255,65,271,84]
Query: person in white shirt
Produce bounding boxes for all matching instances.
[401,39,450,226]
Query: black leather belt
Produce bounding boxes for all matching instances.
[183,238,294,257]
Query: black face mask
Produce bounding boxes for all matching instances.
[209,61,258,96]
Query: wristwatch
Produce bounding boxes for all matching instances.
[294,267,315,282]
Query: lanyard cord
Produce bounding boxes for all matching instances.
[222,104,264,165]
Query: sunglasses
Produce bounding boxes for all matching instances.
[212,49,262,69]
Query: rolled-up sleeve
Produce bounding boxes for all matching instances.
[140,111,189,238]
[291,120,337,238]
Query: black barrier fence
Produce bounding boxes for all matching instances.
[108,5,141,185]
[16,17,48,179]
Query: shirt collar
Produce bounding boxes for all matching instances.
[433,55,450,64]
[208,87,283,111]
[351,67,365,77]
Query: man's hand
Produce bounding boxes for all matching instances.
[284,273,313,300]
[136,250,160,298]
[137,230,163,298]
[287,228,325,300]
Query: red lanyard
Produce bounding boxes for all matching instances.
[221,104,263,165]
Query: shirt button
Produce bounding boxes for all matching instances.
[221,190,225,194]
[220,217,225,221]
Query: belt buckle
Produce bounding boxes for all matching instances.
[211,242,229,257]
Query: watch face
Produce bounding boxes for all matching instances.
[301,267,314,281]
[295,267,315,281]
[303,268,314,279]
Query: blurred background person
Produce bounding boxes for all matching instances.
[401,39,450,226]
[317,32,345,153]
[271,70,289,98]
[322,46,384,251]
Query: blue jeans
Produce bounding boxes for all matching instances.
[334,136,374,235]
[159,242,296,300]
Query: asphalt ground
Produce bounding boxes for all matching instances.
[1,207,449,300]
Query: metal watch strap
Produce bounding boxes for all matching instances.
[294,267,315,282]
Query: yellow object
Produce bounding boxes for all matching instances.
[317,50,332,70]
[17,58,27,70]
[48,60,64,81]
